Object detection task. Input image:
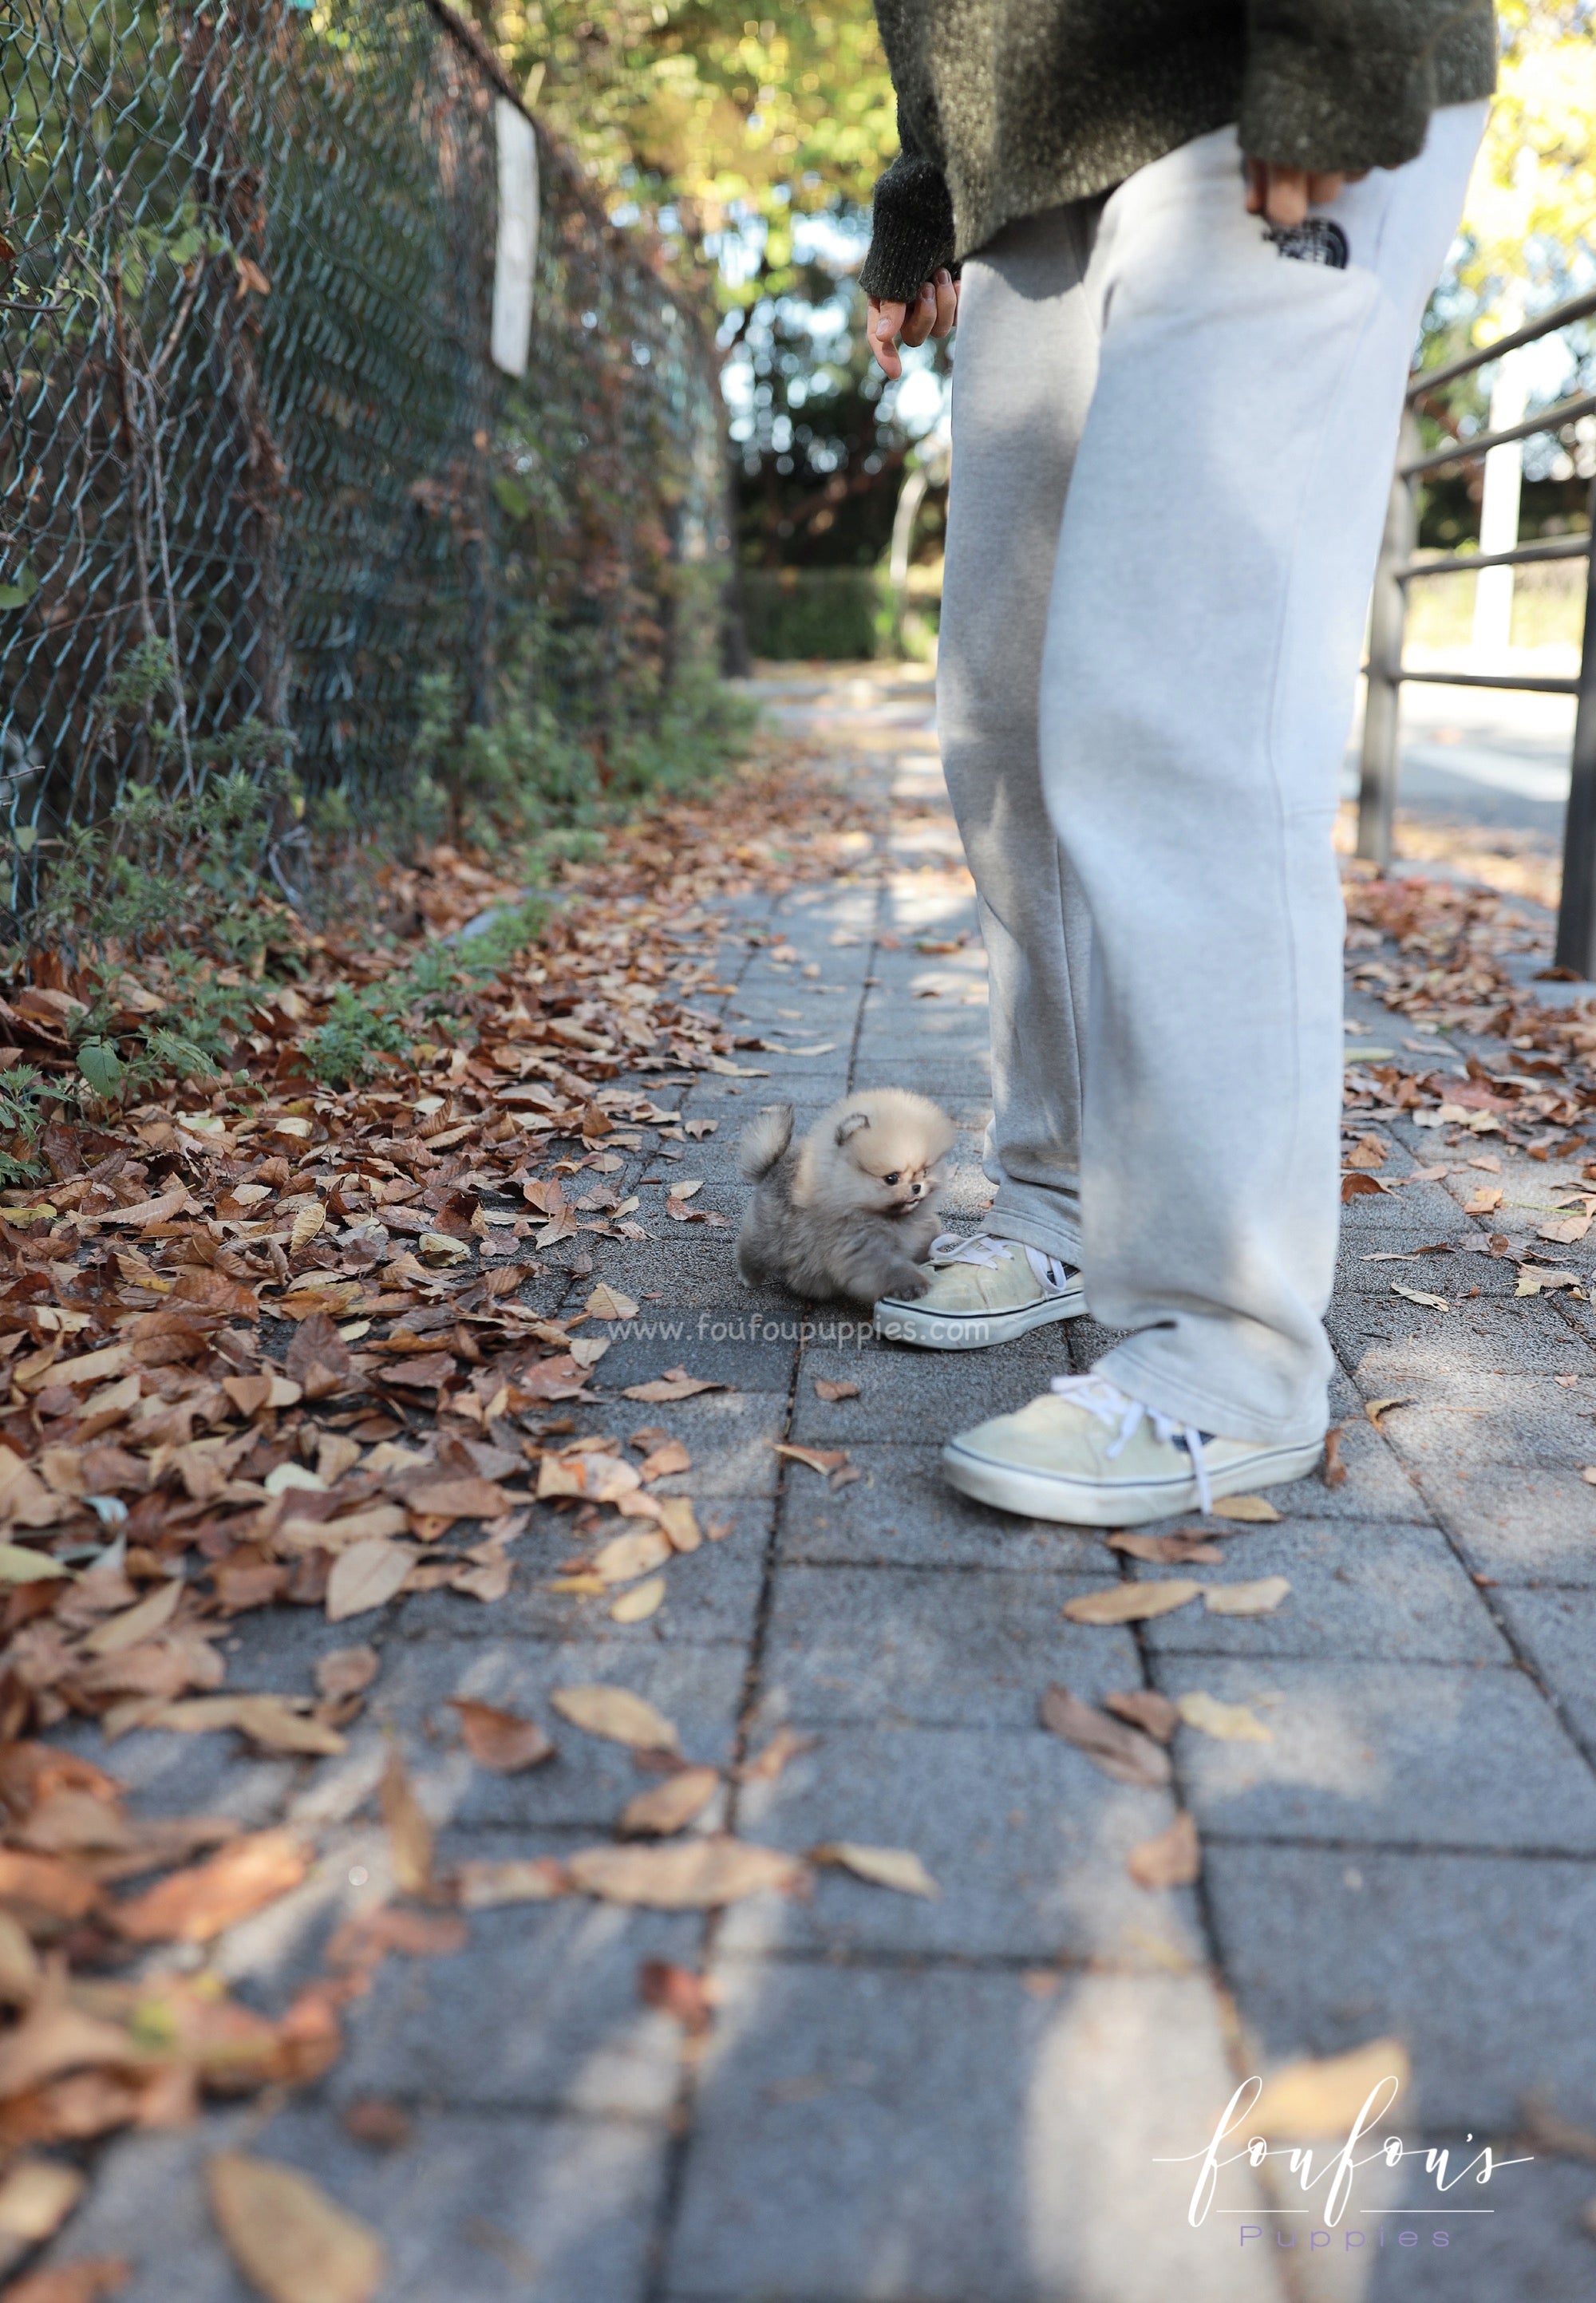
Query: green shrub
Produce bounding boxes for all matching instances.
[740,568,883,662]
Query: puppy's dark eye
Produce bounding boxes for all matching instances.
[883,1172,899,1186]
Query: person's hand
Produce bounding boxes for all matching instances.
[1244,160,1366,227]
[867,268,958,378]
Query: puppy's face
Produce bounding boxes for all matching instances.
[832,1099,951,1216]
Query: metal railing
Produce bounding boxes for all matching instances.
[1357,286,1596,971]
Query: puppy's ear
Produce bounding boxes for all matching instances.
[834,1111,870,1147]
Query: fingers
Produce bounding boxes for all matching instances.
[867,297,907,379]
[1262,164,1310,227]
[1245,159,1365,226]
[899,277,938,347]
[867,274,958,379]
[930,268,958,338]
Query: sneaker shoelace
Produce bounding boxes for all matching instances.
[928,1232,1073,1297]
[1047,1372,1214,1515]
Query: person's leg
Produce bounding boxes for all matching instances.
[935,202,1102,1270]
[942,105,1485,1519]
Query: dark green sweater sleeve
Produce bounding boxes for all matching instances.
[1240,1,1498,173]
[858,114,957,304]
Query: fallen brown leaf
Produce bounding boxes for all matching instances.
[1321,1426,1347,1487]
[325,1539,417,1624]
[1061,1581,1201,1625]
[1250,2038,1411,2139]
[455,1859,569,1910]
[584,1283,638,1321]
[609,1575,666,1623]
[812,1377,859,1402]
[1038,1684,1172,1787]
[620,1369,727,1403]
[771,1442,847,1475]
[549,1685,678,1751]
[111,1829,307,1943]
[1107,1532,1223,1564]
[314,1646,379,1701]
[380,1747,433,1899]
[655,1497,701,1553]
[737,1725,818,1782]
[566,1838,804,1908]
[1175,1691,1273,1743]
[341,2097,413,2151]
[446,1700,555,1773]
[1,2263,129,2303]
[146,1696,346,1757]
[638,1958,714,2035]
[618,1766,719,1838]
[1365,1396,1415,1428]
[1209,1495,1283,1523]
[810,1843,938,1898]
[1126,1811,1201,1890]
[207,2151,385,2303]
[1203,1576,1291,1617]
[592,1529,671,1586]
[0,2156,85,2262]
[1101,1689,1180,1744]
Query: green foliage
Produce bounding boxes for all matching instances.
[299,983,413,1090]
[741,567,881,659]
[301,895,550,1088]
[0,1064,47,1186]
[22,725,294,971]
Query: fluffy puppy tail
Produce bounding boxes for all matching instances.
[737,1103,795,1181]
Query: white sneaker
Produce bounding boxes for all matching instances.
[942,1372,1323,1526]
[875,1232,1085,1349]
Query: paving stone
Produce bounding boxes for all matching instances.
[1134,1518,1511,1664]
[1156,1657,1596,1852]
[667,1964,1288,2303]
[1417,1461,1596,1583]
[755,1563,1138,1730]
[352,1634,745,1830]
[41,2105,666,2303]
[775,1443,1103,1572]
[577,1389,791,1499]
[720,1724,1202,1966]
[1362,2159,1596,2303]
[790,1341,1079,1446]
[399,1499,769,1648]
[1203,1843,1596,2131]
[1491,1587,1596,1759]
[335,1890,697,2116]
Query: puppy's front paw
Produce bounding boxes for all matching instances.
[888,1266,931,1302]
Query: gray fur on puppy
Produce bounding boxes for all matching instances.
[736,1088,955,1305]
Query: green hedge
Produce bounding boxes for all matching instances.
[740,568,883,661]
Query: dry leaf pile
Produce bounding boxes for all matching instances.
[0,757,893,2285]
[1342,873,1596,1176]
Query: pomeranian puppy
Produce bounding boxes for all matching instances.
[736,1088,954,1306]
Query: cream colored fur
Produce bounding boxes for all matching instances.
[736,1088,955,1306]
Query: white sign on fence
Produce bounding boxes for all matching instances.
[492,97,539,379]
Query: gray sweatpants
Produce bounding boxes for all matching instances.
[939,109,1486,1445]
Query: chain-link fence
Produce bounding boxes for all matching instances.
[0,0,727,873]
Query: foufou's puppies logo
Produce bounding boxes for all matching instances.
[1156,2067,1534,2242]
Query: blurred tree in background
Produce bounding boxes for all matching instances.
[463,1,948,603]
[459,1,1593,643]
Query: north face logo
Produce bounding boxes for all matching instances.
[1267,219,1349,270]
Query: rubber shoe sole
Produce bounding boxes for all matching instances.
[874,1274,1087,1350]
[940,1432,1324,1526]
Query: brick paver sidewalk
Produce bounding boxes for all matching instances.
[49,673,1595,2301]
